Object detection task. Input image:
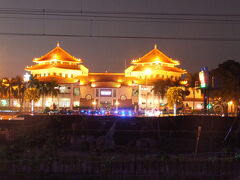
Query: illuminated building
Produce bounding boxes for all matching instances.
[25,43,194,110]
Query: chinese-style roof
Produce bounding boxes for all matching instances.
[132,45,179,65]
[26,63,82,71]
[88,73,125,82]
[33,43,82,63]
[37,76,78,84]
[132,65,186,73]
[75,73,136,87]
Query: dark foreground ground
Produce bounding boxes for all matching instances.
[0,115,240,179]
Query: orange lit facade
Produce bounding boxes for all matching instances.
[25,43,192,110]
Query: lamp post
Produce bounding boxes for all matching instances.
[23,73,32,113]
[144,69,152,111]
[199,67,209,114]
[115,100,120,112]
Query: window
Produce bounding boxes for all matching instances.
[59,98,70,107]
[73,88,80,96]
[59,85,71,94]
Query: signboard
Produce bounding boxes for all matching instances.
[100,89,112,97]
[199,67,209,88]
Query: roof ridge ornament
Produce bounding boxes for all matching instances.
[154,44,157,49]
[57,42,60,47]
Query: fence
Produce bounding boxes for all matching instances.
[0,155,239,178]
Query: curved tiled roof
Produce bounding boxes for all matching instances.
[132,47,179,65]
[37,76,78,84]
[33,45,82,63]
[26,63,81,71]
[132,65,186,73]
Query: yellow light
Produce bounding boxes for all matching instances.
[144,69,152,75]
[180,80,188,85]
[228,101,233,105]
[92,101,97,105]
[80,81,85,85]
[115,101,120,106]
[117,79,123,83]
[128,82,132,86]
[91,83,96,87]
[53,54,58,59]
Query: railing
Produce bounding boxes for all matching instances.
[0,156,239,177]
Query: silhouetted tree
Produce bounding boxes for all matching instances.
[210,60,240,112]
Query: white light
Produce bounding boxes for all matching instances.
[23,73,31,82]
[100,91,112,96]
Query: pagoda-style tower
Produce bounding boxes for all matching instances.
[125,45,186,84]
[25,43,89,83]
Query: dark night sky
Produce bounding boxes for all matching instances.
[0,0,240,78]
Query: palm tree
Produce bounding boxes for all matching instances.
[152,79,172,101]
[38,81,49,112]
[185,73,199,88]
[0,79,6,98]
[152,78,180,108]
[185,73,200,111]
[24,87,40,112]
[46,80,59,109]
[12,76,25,110]
[3,78,14,108]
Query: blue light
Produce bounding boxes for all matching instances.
[121,110,126,116]
[81,110,84,113]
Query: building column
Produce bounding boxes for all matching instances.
[70,84,74,110]
[138,85,142,109]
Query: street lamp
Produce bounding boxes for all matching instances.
[23,73,30,83]
[23,73,33,113]
[144,69,152,111]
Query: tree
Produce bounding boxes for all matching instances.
[12,76,25,109]
[210,60,240,113]
[38,81,49,111]
[3,78,14,108]
[24,88,40,103]
[46,80,59,104]
[167,87,185,107]
[0,79,6,98]
[152,79,172,101]
[185,72,199,88]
